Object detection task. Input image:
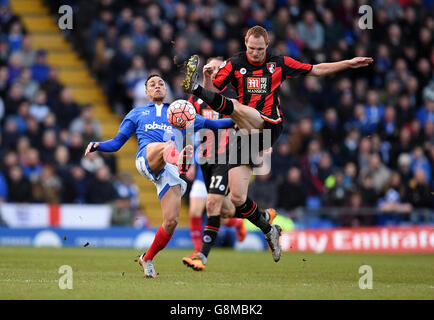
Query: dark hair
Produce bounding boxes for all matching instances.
[145,74,162,87]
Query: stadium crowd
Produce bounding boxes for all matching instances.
[0,0,149,227]
[2,0,434,226]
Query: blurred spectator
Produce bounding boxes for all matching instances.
[21,148,42,181]
[7,51,22,84]
[30,50,50,82]
[132,206,150,228]
[359,173,378,207]
[0,65,9,98]
[17,35,36,68]
[334,0,357,30]
[397,152,413,186]
[108,36,134,108]
[39,66,63,106]
[54,145,74,201]
[86,165,117,204]
[111,195,135,226]
[322,8,344,49]
[318,151,334,184]
[296,10,324,51]
[338,128,360,166]
[124,54,147,100]
[130,16,148,53]
[4,82,24,118]
[299,138,324,196]
[16,67,38,100]
[364,90,385,133]
[248,172,277,209]
[8,20,23,52]
[29,89,50,122]
[385,171,408,201]
[31,163,62,204]
[320,107,344,156]
[25,116,41,149]
[81,151,104,175]
[6,165,33,202]
[377,188,412,214]
[406,168,433,208]
[67,131,85,164]
[416,95,434,127]
[277,167,307,212]
[40,129,57,163]
[396,92,414,127]
[284,24,304,59]
[270,140,296,182]
[359,153,391,194]
[323,170,347,207]
[69,106,101,139]
[338,190,375,227]
[272,7,290,42]
[0,171,7,202]
[378,105,399,143]
[410,146,431,184]
[53,87,81,130]
[114,172,139,209]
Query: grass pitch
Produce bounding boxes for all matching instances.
[0,247,433,300]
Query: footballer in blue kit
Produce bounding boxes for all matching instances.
[84,74,234,278]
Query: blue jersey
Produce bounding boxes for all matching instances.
[96,102,234,158]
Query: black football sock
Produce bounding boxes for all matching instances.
[235,197,272,234]
[192,85,234,115]
[200,215,220,259]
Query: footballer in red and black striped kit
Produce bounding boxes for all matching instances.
[182,25,373,265]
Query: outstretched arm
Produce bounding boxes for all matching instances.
[307,57,373,77]
[84,133,130,156]
[84,118,136,156]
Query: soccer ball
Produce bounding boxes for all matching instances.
[167,99,196,129]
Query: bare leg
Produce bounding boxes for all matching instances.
[229,99,265,132]
[220,196,236,219]
[160,184,181,235]
[229,165,253,207]
[146,141,175,175]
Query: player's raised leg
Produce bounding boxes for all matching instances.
[182,55,264,132]
[146,140,193,177]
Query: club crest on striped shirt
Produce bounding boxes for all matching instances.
[267,62,276,74]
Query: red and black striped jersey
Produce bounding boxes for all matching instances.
[213,51,313,124]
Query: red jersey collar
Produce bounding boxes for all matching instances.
[245,51,267,66]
